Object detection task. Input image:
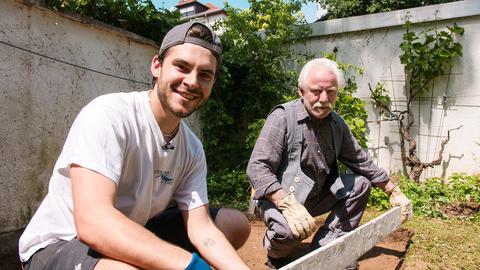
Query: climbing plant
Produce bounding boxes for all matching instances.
[370,17,464,181]
[316,0,460,19]
[44,0,180,43]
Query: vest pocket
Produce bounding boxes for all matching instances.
[280,174,314,204]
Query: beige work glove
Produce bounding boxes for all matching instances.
[277,193,316,240]
[389,185,413,223]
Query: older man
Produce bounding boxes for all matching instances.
[247,58,412,269]
[19,21,250,270]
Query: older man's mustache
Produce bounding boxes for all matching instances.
[312,102,333,110]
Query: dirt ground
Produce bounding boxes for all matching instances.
[238,218,413,270]
[0,220,412,270]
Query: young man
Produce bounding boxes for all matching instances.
[247,58,412,269]
[19,21,251,270]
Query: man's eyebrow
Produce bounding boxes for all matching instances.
[171,58,191,67]
[311,86,338,91]
[172,58,215,76]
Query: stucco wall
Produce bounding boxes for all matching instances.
[0,0,159,237]
[302,0,480,179]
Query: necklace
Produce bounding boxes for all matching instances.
[162,124,179,143]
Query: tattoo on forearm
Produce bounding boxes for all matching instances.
[202,238,216,247]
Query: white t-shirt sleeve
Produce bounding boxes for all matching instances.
[57,99,127,184]
[174,148,209,211]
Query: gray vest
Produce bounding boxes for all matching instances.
[275,99,350,204]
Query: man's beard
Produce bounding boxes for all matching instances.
[156,83,206,118]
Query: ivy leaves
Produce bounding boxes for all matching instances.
[44,0,180,43]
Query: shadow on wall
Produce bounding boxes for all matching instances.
[0,229,23,270]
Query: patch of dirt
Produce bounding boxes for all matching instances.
[1,219,413,270]
[238,219,413,270]
[442,201,479,218]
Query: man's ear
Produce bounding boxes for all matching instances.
[151,55,162,78]
[298,87,304,99]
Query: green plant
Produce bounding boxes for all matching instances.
[368,173,480,220]
[207,169,251,210]
[323,51,369,148]
[44,0,180,43]
[245,119,266,151]
[370,17,464,181]
[316,0,460,19]
[201,0,312,171]
[367,186,391,211]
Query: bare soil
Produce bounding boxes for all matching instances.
[238,218,413,270]
[0,218,413,270]
[442,201,479,218]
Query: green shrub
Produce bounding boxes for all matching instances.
[368,173,480,220]
[44,0,180,43]
[207,169,251,210]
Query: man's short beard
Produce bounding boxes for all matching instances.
[156,84,204,118]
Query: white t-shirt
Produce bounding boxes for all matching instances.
[19,91,208,262]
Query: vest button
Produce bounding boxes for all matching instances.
[289,186,295,192]
[294,177,300,183]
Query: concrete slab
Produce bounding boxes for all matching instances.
[280,207,402,270]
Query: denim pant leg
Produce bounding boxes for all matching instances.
[309,174,372,251]
[255,200,301,258]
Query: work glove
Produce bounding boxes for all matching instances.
[389,185,413,223]
[277,193,316,240]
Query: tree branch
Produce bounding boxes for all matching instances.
[422,125,463,168]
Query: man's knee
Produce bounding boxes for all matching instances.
[356,175,372,195]
[214,208,251,249]
[263,218,300,258]
[94,258,140,270]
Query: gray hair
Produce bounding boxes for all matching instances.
[297,58,345,89]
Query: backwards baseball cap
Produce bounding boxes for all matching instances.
[159,21,222,63]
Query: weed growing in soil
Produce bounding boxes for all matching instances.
[368,173,480,220]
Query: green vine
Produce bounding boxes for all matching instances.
[370,16,464,181]
[43,0,180,43]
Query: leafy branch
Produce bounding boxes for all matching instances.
[42,0,180,43]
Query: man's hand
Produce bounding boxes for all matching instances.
[389,185,413,223]
[277,193,316,240]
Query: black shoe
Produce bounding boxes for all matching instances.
[265,256,292,269]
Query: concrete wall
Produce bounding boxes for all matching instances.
[301,0,480,179]
[0,0,159,244]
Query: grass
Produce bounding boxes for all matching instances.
[402,216,480,270]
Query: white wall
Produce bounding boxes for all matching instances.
[301,0,480,179]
